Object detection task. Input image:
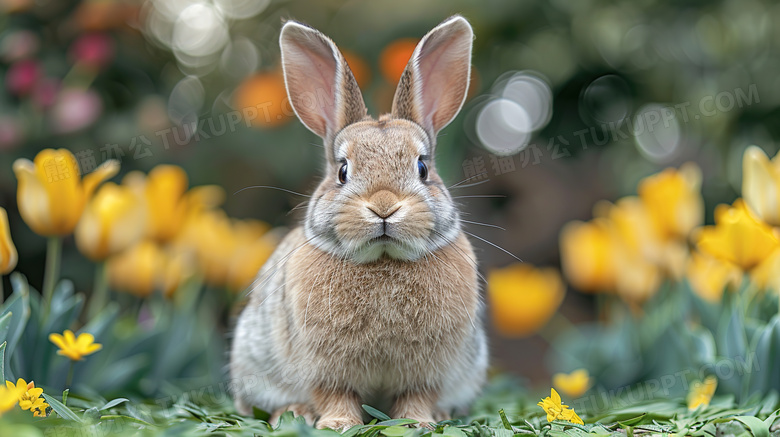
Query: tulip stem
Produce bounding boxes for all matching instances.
[42,236,62,312]
[87,262,109,320]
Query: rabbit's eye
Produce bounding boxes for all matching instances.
[417,159,428,180]
[338,163,349,184]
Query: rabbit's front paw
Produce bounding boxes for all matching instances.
[316,417,363,431]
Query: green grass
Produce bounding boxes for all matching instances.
[1,378,778,437]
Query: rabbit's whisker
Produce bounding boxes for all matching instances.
[233,185,312,197]
[462,230,523,262]
[448,179,490,190]
[460,219,506,231]
[447,173,489,189]
[451,195,506,199]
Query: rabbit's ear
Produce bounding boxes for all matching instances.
[392,15,473,141]
[280,21,367,148]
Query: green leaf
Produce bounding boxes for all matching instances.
[441,426,467,437]
[43,392,84,423]
[0,312,12,345]
[252,406,271,421]
[362,404,391,421]
[2,273,31,381]
[0,342,5,385]
[732,415,769,437]
[99,398,130,411]
[381,425,409,436]
[498,408,513,430]
[375,419,418,426]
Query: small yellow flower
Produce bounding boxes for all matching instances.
[686,251,742,303]
[742,146,780,227]
[638,163,704,240]
[687,375,717,410]
[48,329,102,361]
[487,264,564,337]
[13,149,119,236]
[5,379,48,417]
[553,369,592,398]
[0,207,18,275]
[695,199,780,271]
[75,182,146,261]
[537,388,584,425]
[0,382,26,417]
[559,219,616,293]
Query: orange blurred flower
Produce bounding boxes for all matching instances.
[487,263,564,337]
[234,71,292,128]
[341,50,371,88]
[379,38,418,84]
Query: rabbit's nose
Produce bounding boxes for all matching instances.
[367,190,401,219]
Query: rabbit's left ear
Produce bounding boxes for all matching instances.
[391,15,473,141]
[280,21,367,151]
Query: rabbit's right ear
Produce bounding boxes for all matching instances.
[280,21,367,149]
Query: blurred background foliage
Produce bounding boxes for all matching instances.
[1,0,780,416]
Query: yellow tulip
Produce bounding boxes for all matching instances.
[107,240,164,298]
[552,369,592,398]
[687,375,717,410]
[124,166,224,243]
[695,199,780,271]
[750,249,780,294]
[108,240,192,298]
[177,210,270,288]
[638,163,704,240]
[160,248,195,298]
[0,207,18,275]
[227,233,277,292]
[686,251,742,303]
[614,256,662,307]
[74,182,146,261]
[559,219,616,293]
[13,149,119,236]
[742,146,780,227]
[487,264,564,337]
[596,198,658,257]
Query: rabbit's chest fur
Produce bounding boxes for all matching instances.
[283,230,480,391]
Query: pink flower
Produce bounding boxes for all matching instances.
[32,77,60,108]
[50,88,103,133]
[5,59,40,95]
[70,34,114,69]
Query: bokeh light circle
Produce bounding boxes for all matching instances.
[476,98,533,156]
[633,103,682,162]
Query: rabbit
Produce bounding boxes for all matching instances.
[230,15,487,431]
